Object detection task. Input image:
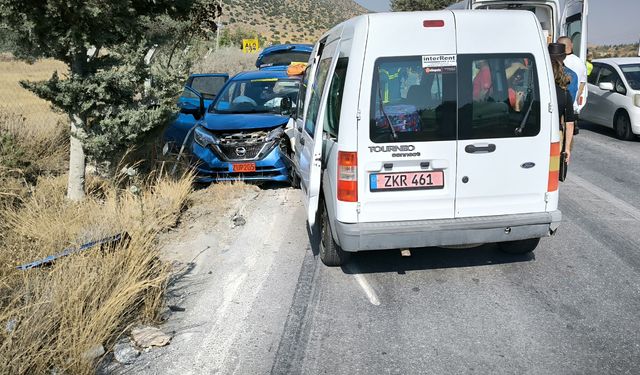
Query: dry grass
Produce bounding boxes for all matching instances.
[0,170,195,374]
[0,58,67,129]
[192,46,260,76]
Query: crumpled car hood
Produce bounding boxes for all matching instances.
[201,113,289,131]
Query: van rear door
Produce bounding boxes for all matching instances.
[357,12,458,223]
[561,0,589,62]
[453,11,552,218]
[468,0,560,43]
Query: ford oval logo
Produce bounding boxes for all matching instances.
[235,147,246,157]
[521,162,536,169]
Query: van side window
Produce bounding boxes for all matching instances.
[325,57,349,138]
[458,54,540,139]
[369,56,457,143]
[296,67,310,120]
[305,58,332,137]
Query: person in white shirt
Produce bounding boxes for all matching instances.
[558,36,588,114]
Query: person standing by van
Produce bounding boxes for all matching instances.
[558,36,588,113]
[549,43,576,165]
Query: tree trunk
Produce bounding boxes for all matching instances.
[66,48,87,201]
[67,114,86,201]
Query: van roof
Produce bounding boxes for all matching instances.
[326,10,544,56]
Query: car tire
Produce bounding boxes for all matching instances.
[498,238,540,255]
[320,202,351,267]
[614,111,634,141]
[290,168,300,189]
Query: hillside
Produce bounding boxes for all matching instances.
[220,0,369,45]
[589,43,639,59]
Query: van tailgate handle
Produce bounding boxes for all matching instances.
[465,144,496,154]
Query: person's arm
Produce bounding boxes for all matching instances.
[564,122,574,164]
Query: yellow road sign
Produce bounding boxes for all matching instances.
[242,39,259,53]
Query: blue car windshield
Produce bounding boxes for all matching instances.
[212,78,300,114]
[620,64,640,90]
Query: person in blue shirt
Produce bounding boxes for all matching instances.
[563,66,578,103]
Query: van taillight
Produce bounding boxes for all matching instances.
[338,151,358,202]
[423,20,445,28]
[548,142,560,192]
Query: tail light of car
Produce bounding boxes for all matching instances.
[548,142,560,192]
[634,94,640,108]
[337,151,358,202]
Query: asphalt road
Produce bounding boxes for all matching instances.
[127,121,640,375]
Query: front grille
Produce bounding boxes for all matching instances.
[215,143,266,160]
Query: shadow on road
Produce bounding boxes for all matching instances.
[342,244,535,274]
[578,119,617,139]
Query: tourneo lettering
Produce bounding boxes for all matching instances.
[368,145,416,152]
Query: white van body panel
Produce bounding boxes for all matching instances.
[296,10,562,252]
[454,10,553,218]
[357,11,459,223]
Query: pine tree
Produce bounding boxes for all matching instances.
[0,0,220,200]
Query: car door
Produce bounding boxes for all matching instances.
[455,53,550,218]
[581,63,600,122]
[595,64,626,127]
[181,74,229,109]
[297,38,341,225]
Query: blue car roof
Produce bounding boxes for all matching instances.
[189,73,229,78]
[231,69,299,81]
[255,44,313,69]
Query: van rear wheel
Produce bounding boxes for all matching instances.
[320,203,351,267]
[498,238,540,255]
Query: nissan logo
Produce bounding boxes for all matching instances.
[235,147,246,157]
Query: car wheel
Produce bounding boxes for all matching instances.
[614,112,634,141]
[320,202,351,266]
[498,238,540,255]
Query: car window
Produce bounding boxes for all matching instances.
[325,57,348,138]
[296,67,310,120]
[587,65,600,85]
[260,51,311,68]
[180,87,200,99]
[620,63,640,90]
[458,54,540,140]
[304,58,332,137]
[212,78,299,114]
[190,76,227,100]
[598,65,626,94]
[369,56,457,143]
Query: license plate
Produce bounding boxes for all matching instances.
[370,171,445,191]
[232,163,256,173]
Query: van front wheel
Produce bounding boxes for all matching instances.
[498,238,540,255]
[320,203,351,267]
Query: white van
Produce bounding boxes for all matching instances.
[292,10,562,266]
[465,0,589,63]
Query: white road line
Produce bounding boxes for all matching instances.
[568,174,640,221]
[347,265,381,306]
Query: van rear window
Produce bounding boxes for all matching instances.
[369,56,457,143]
[369,54,540,143]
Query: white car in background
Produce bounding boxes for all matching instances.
[580,57,640,140]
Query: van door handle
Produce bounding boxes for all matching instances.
[465,144,496,154]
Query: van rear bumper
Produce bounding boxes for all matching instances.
[334,211,562,252]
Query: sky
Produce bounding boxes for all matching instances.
[353,0,640,45]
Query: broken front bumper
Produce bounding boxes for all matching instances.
[190,141,289,182]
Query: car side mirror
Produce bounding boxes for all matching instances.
[599,82,614,91]
[178,87,205,120]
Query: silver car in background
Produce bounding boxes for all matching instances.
[581,57,640,140]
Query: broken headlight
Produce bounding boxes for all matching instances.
[194,126,220,147]
[265,126,285,142]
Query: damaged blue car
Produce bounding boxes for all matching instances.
[184,69,301,183]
